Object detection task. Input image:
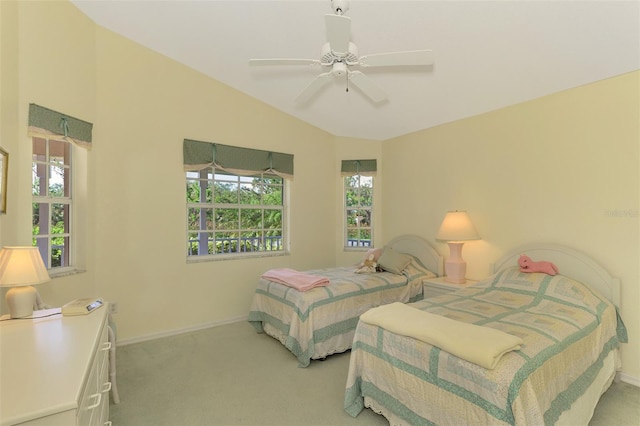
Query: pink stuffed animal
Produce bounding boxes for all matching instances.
[518,254,559,276]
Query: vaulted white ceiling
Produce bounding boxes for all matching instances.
[71,0,639,141]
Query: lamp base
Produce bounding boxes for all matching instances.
[444,242,468,284]
[6,285,37,318]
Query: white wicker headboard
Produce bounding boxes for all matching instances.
[492,243,620,307]
[385,234,444,277]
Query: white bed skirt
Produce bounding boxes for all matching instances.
[556,349,619,425]
[262,322,355,362]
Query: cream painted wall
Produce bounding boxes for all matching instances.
[333,137,383,267]
[382,71,640,379]
[0,0,96,308]
[0,0,19,246]
[92,27,337,340]
[0,1,338,342]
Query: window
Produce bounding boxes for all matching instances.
[342,159,376,249]
[183,139,293,259]
[28,104,92,272]
[345,174,373,248]
[32,137,73,269]
[186,168,285,257]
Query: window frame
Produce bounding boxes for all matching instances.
[186,167,288,261]
[31,136,75,273]
[344,173,374,250]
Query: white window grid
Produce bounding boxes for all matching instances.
[186,169,286,258]
[32,137,73,270]
[344,175,373,249]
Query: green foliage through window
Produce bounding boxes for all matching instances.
[32,137,72,269]
[345,175,373,248]
[186,169,285,257]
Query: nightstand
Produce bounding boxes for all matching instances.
[422,276,479,299]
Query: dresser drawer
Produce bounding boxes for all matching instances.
[1,305,111,426]
[92,349,112,426]
[78,313,111,426]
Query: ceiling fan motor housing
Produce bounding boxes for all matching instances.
[321,42,358,64]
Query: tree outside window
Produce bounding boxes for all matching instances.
[186,169,285,257]
[32,137,72,269]
[345,175,373,248]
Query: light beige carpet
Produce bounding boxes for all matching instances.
[109,320,639,426]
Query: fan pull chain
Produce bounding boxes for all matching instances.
[346,72,349,93]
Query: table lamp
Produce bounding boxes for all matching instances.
[436,211,480,284]
[0,246,51,318]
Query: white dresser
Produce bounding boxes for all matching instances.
[0,306,111,426]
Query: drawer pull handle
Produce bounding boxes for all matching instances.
[87,393,102,410]
[102,342,112,351]
[102,382,112,393]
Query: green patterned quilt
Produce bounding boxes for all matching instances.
[248,262,431,367]
[344,267,627,424]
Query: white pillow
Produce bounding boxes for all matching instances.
[377,247,412,275]
[403,260,437,279]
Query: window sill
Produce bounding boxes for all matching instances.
[344,247,369,252]
[186,251,289,264]
[49,268,87,279]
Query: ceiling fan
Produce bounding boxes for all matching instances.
[249,0,434,105]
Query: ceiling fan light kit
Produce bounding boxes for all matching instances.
[249,0,433,105]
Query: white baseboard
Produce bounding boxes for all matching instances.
[116,315,249,346]
[617,371,640,387]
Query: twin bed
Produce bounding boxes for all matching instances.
[344,243,627,425]
[248,234,443,367]
[248,239,626,424]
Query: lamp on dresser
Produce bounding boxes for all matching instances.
[436,211,480,284]
[0,246,50,318]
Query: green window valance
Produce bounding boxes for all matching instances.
[28,103,93,149]
[341,159,377,177]
[183,139,294,179]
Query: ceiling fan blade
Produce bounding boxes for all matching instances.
[294,72,333,104]
[249,58,321,66]
[359,50,434,67]
[325,14,351,54]
[348,71,387,103]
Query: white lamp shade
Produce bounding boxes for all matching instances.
[436,211,480,242]
[0,246,50,287]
